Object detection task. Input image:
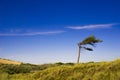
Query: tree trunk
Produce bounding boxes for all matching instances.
[77,45,81,63]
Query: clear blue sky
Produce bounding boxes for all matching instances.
[0,0,120,64]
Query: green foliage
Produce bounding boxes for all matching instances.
[0,59,120,80]
[0,63,33,74]
[65,63,74,66]
[55,62,64,65]
[0,63,64,74]
[80,36,102,46]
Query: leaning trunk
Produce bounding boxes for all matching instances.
[77,45,81,63]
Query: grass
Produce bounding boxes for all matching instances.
[0,58,21,65]
[0,58,120,80]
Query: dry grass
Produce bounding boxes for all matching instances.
[0,58,21,65]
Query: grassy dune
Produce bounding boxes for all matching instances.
[0,59,120,80]
[0,58,21,65]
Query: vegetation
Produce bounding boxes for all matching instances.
[0,58,21,65]
[77,36,102,63]
[0,59,120,80]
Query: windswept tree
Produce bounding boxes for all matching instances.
[77,36,102,63]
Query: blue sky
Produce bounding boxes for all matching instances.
[0,0,120,64]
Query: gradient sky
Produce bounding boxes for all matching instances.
[0,0,120,64]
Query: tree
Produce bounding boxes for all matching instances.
[77,36,102,63]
